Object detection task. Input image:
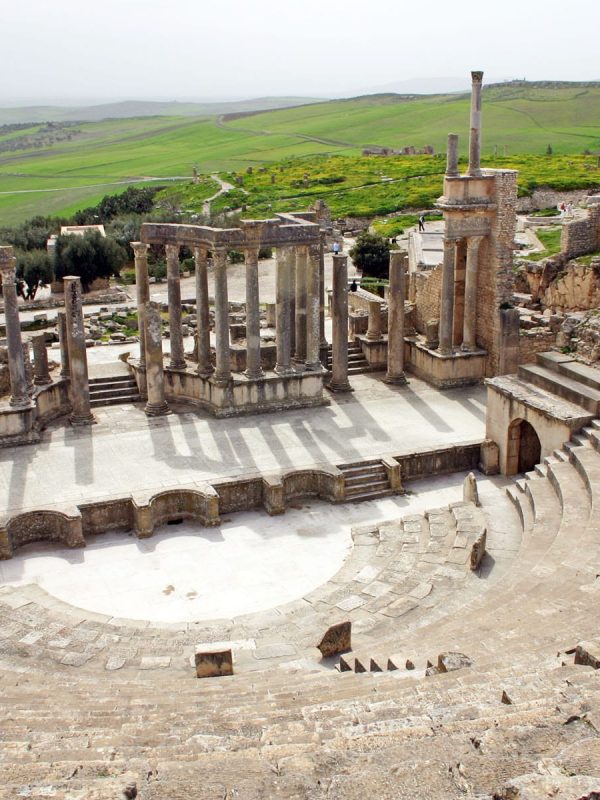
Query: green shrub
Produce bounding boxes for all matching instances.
[15,249,54,300]
[349,231,391,279]
[53,231,127,292]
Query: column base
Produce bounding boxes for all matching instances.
[304,361,323,372]
[144,401,170,417]
[70,412,96,426]
[169,359,187,370]
[197,366,214,377]
[245,368,264,380]
[34,377,53,386]
[384,372,409,386]
[438,347,454,357]
[9,396,34,409]
[211,374,231,387]
[460,342,477,353]
[326,380,353,393]
[275,364,294,376]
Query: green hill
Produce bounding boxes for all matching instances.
[1,82,599,225]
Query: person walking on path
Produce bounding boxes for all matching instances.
[418,214,425,232]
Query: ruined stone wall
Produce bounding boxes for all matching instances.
[561,206,600,260]
[543,259,600,311]
[413,265,442,333]
[518,330,557,364]
[516,188,591,214]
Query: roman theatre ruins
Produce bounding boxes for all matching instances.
[1,72,600,798]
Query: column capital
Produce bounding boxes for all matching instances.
[0,245,17,279]
[193,246,208,260]
[467,234,486,247]
[471,70,484,83]
[212,247,228,267]
[131,242,150,258]
[243,246,260,264]
[165,243,180,260]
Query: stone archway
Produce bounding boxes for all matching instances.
[506,418,542,475]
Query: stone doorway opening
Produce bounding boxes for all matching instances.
[506,418,542,475]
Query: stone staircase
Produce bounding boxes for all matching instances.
[519,351,600,414]
[88,373,141,408]
[326,341,372,375]
[339,458,392,501]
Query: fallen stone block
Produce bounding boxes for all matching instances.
[574,641,600,670]
[317,620,351,658]
[437,652,473,673]
[463,472,480,506]
[194,647,233,678]
[470,528,487,571]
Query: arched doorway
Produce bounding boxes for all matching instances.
[506,418,542,475]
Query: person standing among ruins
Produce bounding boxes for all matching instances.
[333,240,340,255]
[418,214,425,232]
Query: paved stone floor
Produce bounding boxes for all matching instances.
[0,373,486,513]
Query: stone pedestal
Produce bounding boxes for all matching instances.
[0,247,30,408]
[57,311,70,378]
[244,246,264,379]
[194,247,213,376]
[144,301,170,416]
[275,246,293,375]
[385,250,408,385]
[63,276,95,426]
[366,300,382,341]
[327,254,352,392]
[212,248,231,385]
[166,244,186,370]
[32,333,52,386]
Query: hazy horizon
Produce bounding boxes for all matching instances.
[3,0,599,106]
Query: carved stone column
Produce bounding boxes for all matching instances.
[468,71,484,178]
[0,247,29,408]
[57,311,70,378]
[212,248,231,385]
[194,246,213,376]
[319,230,327,349]
[385,251,408,385]
[275,246,293,375]
[166,243,186,370]
[461,235,484,351]
[32,333,52,386]
[132,242,150,368]
[63,275,95,425]
[366,300,382,341]
[244,246,263,379]
[144,301,170,416]
[439,238,456,355]
[305,242,321,371]
[327,254,352,392]
[294,245,307,365]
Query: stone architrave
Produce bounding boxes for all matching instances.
[32,333,52,386]
[327,254,352,392]
[0,247,29,408]
[212,248,231,385]
[165,243,186,370]
[275,246,294,375]
[194,247,213,376]
[63,276,95,426]
[294,246,308,365]
[468,71,484,178]
[366,300,382,341]
[195,647,233,678]
[244,246,264,379]
[317,621,351,657]
[143,301,169,416]
[438,239,456,355]
[305,243,321,371]
[385,250,408,385]
[461,235,484,351]
[56,311,70,378]
[132,242,150,369]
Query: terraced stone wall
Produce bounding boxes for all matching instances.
[562,205,600,260]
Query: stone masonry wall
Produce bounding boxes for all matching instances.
[518,329,557,364]
[561,206,600,260]
[413,265,442,333]
[516,188,592,214]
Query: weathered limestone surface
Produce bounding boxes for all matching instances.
[166,244,186,370]
[144,302,170,417]
[0,247,29,408]
[317,621,351,657]
[385,250,407,385]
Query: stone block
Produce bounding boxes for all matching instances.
[463,472,480,506]
[470,528,487,571]
[479,439,500,475]
[317,621,351,658]
[437,652,473,673]
[574,641,600,669]
[195,647,233,678]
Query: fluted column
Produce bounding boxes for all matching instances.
[0,247,29,408]
[132,242,150,368]
[57,311,70,378]
[32,333,52,386]
[166,243,186,370]
[468,71,484,178]
[244,246,263,379]
[327,254,352,392]
[305,242,321,371]
[294,246,307,365]
[275,246,293,375]
[212,248,231,385]
[385,250,408,385]
[144,301,169,416]
[438,238,456,356]
[319,230,327,348]
[63,275,94,425]
[461,236,484,352]
[194,246,213,376]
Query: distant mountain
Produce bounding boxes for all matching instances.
[0,97,328,126]
[355,77,475,96]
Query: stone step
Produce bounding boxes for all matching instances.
[90,393,142,408]
[345,479,390,496]
[518,363,600,414]
[344,470,387,487]
[89,383,138,399]
[88,373,135,386]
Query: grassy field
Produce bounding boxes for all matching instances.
[1,82,600,225]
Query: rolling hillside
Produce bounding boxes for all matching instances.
[1,82,599,225]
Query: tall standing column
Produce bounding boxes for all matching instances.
[0,247,29,408]
[144,301,170,416]
[468,71,484,178]
[385,250,408,385]
[212,248,231,385]
[305,242,321,371]
[294,246,307,365]
[446,133,459,177]
[275,246,293,375]
[244,246,263,379]
[63,276,95,425]
[327,254,352,392]
[194,247,213,376]
[32,333,52,385]
[166,243,186,370]
[57,311,70,378]
[289,249,296,358]
[319,230,327,348]
[439,238,457,356]
[366,300,382,341]
[132,242,150,368]
[461,236,484,352]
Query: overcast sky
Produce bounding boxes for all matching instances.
[3,0,599,104]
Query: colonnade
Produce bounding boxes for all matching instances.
[438,235,484,356]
